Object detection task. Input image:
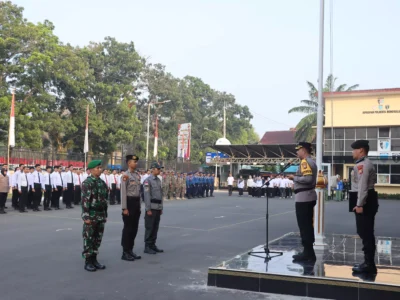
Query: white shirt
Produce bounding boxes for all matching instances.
[11,170,20,188]
[41,172,52,190]
[74,173,85,186]
[247,178,254,188]
[63,171,75,187]
[51,172,62,189]
[18,172,30,191]
[280,178,287,188]
[274,178,282,187]
[100,173,109,186]
[32,170,43,185]
[227,176,234,185]
[110,174,119,188]
[256,179,263,188]
[141,174,150,184]
[237,179,245,188]
[82,173,89,182]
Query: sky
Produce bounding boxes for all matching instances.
[13,0,400,138]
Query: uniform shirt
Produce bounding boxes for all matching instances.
[143,175,163,211]
[41,172,52,190]
[18,172,30,191]
[247,178,254,188]
[32,170,43,186]
[227,176,234,185]
[141,174,149,184]
[293,156,317,203]
[51,171,62,189]
[237,179,244,189]
[352,157,376,207]
[100,173,109,187]
[110,174,120,188]
[82,173,89,182]
[256,179,262,188]
[63,171,75,188]
[27,173,34,189]
[74,173,84,187]
[120,169,141,209]
[81,175,108,221]
[279,178,287,188]
[11,170,20,188]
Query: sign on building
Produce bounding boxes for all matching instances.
[206,152,230,163]
[177,123,191,160]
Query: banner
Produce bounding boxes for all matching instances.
[177,123,191,159]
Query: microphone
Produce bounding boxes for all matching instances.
[278,160,296,175]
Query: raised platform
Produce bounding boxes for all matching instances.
[208,233,400,300]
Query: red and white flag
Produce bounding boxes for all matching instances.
[84,105,89,153]
[153,115,158,157]
[8,91,15,147]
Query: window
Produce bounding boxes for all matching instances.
[391,164,400,184]
[391,139,400,151]
[391,165,400,173]
[379,127,390,138]
[367,128,378,139]
[324,128,332,139]
[356,128,367,139]
[375,163,400,184]
[345,128,355,139]
[324,140,332,152]
[334,128,344,139]
[345,140,353,152]
[369,140,377,151]
[334,140,344,152]
[378,165,389,173]
[391,127,400,138]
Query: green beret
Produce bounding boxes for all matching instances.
[87,160,102,169]
[150,162,162,169]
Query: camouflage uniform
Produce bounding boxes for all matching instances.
[175,176,183,199]
[168,174,176,200]
[181,175,187,199]
[162,174,169,200]
[81,175,108,259]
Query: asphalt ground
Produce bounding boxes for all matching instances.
[0,192,398,300]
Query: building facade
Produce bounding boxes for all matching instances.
[324,88,400,194]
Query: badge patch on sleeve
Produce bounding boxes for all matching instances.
[300,159,313,176]
[357,165,363,174]
[123,175,128,181]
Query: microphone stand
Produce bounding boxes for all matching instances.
[248,161,296,262]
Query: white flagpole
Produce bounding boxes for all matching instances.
[8,89,16,167]
[84,105,89,169]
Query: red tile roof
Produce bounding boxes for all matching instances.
[323,88,400,97]
[259,130,296,145]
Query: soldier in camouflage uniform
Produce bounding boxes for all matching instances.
[81,160,108,272]
[182,173,187,200]
[162,171,169,200]
[169,171,177,200]
[175,174,183,199]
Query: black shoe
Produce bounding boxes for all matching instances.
[151,245,164,253]
[47,208,52,211]
[19,210,28,213]
[292,252,316,262]
[352,262,377,274]
[84,258,97,272]
[36,208,41,211]
[92,255,106,270]
[0,209,6,214]
[352,271,377,282]
[121,252,135,261]
[144,246,157,254]
[130,251,141,260]
[4,206,8,209]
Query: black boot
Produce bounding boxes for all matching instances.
[129,251,141,260]
[151,245,164,253]
[92,255,106,269]
[292,246,316,262]
[352,262,377,274]
[84,257,97,272]
[121,251,135,261]
[144,246,157,254]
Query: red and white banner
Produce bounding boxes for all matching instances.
[177,123,191,160]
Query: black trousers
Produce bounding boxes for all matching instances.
[33,183,42,209]
[238,188,243,195]
[210,186,214,196]
[12,188,19,208]
[20,187,28,211]
[27,190,34,208]
[43,185,52,208]
[0,192,7,208]
[296,201,316,248]
[356,191,379,264]
[267,187,274,198]
[205,185,210,197]
[110,183,116,204]
[228,185,233,196]
[52,186,62,208]
[121,196,141,251]
[66,183,74,207]
[248,187,253,196]
[116,188,121,204]
[144,209,161,246]
[74,185,81,205]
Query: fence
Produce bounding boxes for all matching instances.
[0,147,201,172]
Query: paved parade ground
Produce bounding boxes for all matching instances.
[1,192,399,300]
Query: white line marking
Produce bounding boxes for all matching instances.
[214,216,225,219]
[56,228,72,232]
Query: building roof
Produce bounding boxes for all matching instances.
[259,130,296,145]
[324,88,400,98]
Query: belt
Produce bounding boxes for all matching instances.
[127,196,140,200]
[151,199,162,204]
[294,187,315,194]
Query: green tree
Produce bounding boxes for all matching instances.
[288,75,359,142]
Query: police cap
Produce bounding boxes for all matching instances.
[295,142,313,152]
[351,140,369,150]
[150,162,162,169]
[126,154,139,162]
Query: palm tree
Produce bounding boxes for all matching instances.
[288,74,359,142]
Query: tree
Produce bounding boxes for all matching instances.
[288,75,359,142]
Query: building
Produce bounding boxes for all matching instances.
[324,88,400,194]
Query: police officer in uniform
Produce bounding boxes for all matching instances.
[351,140,378,274]
[143,162,164,255]
[288,142,317,262]
[120,155,142,261]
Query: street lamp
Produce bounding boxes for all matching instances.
[145,100,171,169]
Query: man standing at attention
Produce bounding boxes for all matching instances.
[120,155,142,262]
[81,160,108,272]
[227,173,234,196]
[288,142,317,262]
